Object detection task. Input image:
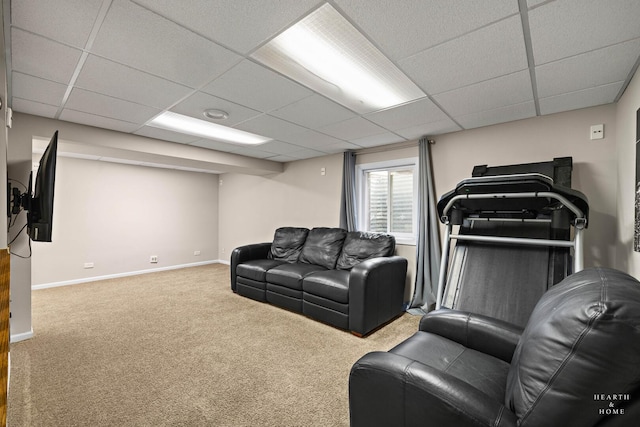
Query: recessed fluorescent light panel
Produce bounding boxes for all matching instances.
[148,112,271,145]
[252,3,425,114]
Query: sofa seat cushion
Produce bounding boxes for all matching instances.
[303,270,350,303]
[299,227,347,269]
[236,277,267,302]
[303,298,349,329]
[390,331,510,403]
[304,293,349,315]
[336,231,395,270]
[237,259,287,282]
[268,227,310,262]
[266,263,327,290]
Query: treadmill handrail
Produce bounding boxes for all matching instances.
[440,191,587,228]
[456,172,554,186]
[449,233,576,248]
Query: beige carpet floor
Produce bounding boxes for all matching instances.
[8,264,420,426]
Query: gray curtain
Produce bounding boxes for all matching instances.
[408,137,441,314]
[340,151,357,231]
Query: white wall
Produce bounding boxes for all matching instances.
[0,3,7,248]
[31,156,219,286]
[615,66,640,276]
[7,121,34,341]
[7,114,221,341]
[218,154,343,260]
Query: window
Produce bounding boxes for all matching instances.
[356,158,418,245]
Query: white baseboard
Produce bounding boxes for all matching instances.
[32,260,222,290]
[11,328,34,343]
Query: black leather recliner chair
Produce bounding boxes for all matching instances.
[349,267,640,426]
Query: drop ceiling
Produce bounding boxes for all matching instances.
[5,0,640,164]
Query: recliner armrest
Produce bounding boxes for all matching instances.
[349,351,517,427]
[230,242,271,291]
[419,309,523,363]
[349,256,408,336]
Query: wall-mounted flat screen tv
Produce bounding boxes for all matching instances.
[29,130,58,241]
[9,130,58,243]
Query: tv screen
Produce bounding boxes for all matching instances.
[29,130,58,242]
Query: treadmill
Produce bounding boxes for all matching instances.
[435,157,589,327]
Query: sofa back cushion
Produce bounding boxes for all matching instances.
[299,227,347,269]
[336,231,395,270]
[505,268,640,426]
[268,227,309,262]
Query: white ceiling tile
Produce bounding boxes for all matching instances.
[365,98,449,131]
[201,60,313,113]
[456,101,536,130]
[170,91,261,126]
[11,73,67,107]
[74,55,192,109]
[536,38,640,98]
[189,139,239,152]
[318,117,387,141]
[526,0,548,7]
[12,98,60,118]
[434,70,533,117]
[335,0,518,61]
[134,126,201,144]
[270,95,356,129]
[59,109,142,133]
[132,0,320,54]
[287,148,327,160]
[258,141,307,155]
[65,88,160,124]
[11,28,82,84]
[399,16,528,94]
[227,146,276,159]
[539,82,623,116]
[396,119,462,140]
[350,132,406,148]
[266,155,297,163]
[279,129,345,149]
[12,0,103,49]
[92,0,241,88]
[233,114,308,141]
[317,142,361,154]
[529,0,640,65]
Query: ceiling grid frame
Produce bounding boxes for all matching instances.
[3,0,638,168]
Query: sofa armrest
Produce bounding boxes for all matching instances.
[230,242,271,292]
[419,309,523,363]
[348,255,408,336]
[349,351,517,427]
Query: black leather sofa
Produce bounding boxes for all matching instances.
[349,267,640,426]
[230,227,408,336]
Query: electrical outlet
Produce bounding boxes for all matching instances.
[590,124,604,140]
[150,255,158,263]
[84,262,94,269]
[194,250,201,256]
